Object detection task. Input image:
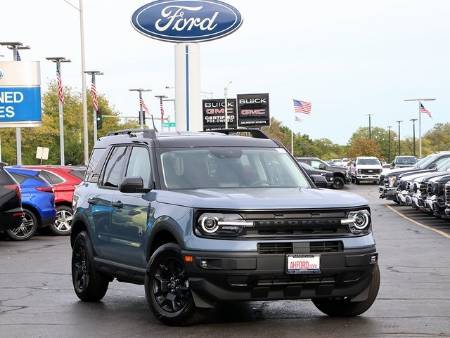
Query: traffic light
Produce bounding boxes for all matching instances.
[96,109,103,130]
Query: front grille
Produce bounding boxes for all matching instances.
[445,183,450,206]
[257,241,343,254]
[359,169,381,175]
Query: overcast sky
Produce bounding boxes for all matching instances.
[1,0,448,144]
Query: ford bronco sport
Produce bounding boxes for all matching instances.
[71,129,379,325]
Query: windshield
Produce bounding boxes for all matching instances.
[160,147,311,190]
[395,157,417,165]
[356,158,380,165]
[417,154,437,169]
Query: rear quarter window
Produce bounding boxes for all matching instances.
[0,169,15,185]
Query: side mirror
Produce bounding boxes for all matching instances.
[319,164,327,170]
[429,163,437,170]
[119,177,145,193]
[311,175,328,188]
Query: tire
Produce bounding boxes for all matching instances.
[72,231,109,302]
[332,177,345,190]
[312,264,380,317]
[49,205,73,235]
[145,243,196,326]
[5,209,38,241]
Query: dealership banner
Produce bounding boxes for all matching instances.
[237,93,270,127]
[202,99,237,130]
[0,61,42,128]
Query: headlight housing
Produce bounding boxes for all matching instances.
[196,213,254,237]
[341,210,371,234]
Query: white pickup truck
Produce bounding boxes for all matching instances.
[350,157,383,184]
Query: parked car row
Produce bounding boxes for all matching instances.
[379,151,450,218]
[296,157,350,189]
[0,164,85,241]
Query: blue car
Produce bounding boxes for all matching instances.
[5,167,56,240]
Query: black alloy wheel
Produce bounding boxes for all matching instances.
[71,232,109,302]
[6,209,37,241]
[145,243,196,325]
[332,177,345,189]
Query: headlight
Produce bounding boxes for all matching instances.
[357,169,362,174]
[196,213,254,237]
[388,176,397,187]
[341,210,371,234]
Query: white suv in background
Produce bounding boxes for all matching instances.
[350,157,383,184]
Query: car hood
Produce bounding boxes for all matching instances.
[154,188,368,210]
[414,171,450,183]
[386,167,420,177]
[328,165,347,172]
[399,169,435,181]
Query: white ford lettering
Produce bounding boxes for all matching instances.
[155,6,219,32]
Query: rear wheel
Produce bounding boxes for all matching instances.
[72,231,109,302]
[145,243,196,326]
[49,205,73,235]
[6,209,37,241]
[312,264,380,317]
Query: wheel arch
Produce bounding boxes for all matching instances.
[21,203,41,226]
[146,222,183,262]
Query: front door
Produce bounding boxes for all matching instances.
[110,146,153,268]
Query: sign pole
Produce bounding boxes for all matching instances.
[418,102,422,158]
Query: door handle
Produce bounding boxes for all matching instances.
[112,201,123,209]
[88,198,97,205]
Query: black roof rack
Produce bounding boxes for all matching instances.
[213,129,269,139]
[107,129,157,139]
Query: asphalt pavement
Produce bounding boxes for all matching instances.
[0,184,449,338]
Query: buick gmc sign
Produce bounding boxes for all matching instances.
[131,0,243,42]
[237,93,270,127]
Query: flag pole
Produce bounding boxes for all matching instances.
[291,130,294,155]
[418,102,422,158]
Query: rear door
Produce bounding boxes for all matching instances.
[109,145,153,268]
[92,146,130,259]
[0,168,21,226]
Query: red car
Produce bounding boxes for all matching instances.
[24,166,85,235]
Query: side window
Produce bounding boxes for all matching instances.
[9,173,26,184]
[102,147,129,188]
[125,147,152,188]
[310,160,322,169]
[87,148,107,183]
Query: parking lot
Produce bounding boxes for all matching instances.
[0,184,449,338]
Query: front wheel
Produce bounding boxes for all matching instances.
[72,231,109,302]
[312,264,380,317]
[50,205,73,235]
[145,243,196,326]
[6,209,37,241]
[332,177,345,190]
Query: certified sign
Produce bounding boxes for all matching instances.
[237,93,270,127]
[131,0,243,43]
[202,98,236,130]
[0,61,42,128]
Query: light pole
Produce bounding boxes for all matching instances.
[85,71,103,142]
[396,120,402,156]
[367,114,373,139]
[224,81,232,129]
[410,118,418,157]
[129,89,152,128]
[404,98,436,158]
[387,126,392,163]
[155,95,168,131]
[0,42,30,165]
[47,57,71,166]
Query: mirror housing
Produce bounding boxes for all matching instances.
[119,177,145,193]
[319,163,327,170]
[311,175,328,188]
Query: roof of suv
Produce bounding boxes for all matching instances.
[95,129,279,149]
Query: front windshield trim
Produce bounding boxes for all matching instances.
[158,147,312,190]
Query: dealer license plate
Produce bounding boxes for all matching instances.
[286,254,320,274]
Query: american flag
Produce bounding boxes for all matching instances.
[140,97,149,115]
[57,70,64,104]
[91,82,98,112]
[293,99,311,114]
[419,102,432,118]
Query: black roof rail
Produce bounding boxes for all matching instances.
[107,129,157,139]
[213,128,269,139]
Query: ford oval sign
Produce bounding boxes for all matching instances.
[131,0,243,43]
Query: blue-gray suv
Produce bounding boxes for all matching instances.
[71,129,379,325]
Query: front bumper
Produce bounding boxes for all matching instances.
[379,186,397,200]
[356,175,380,182]
[183,246,378,304]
